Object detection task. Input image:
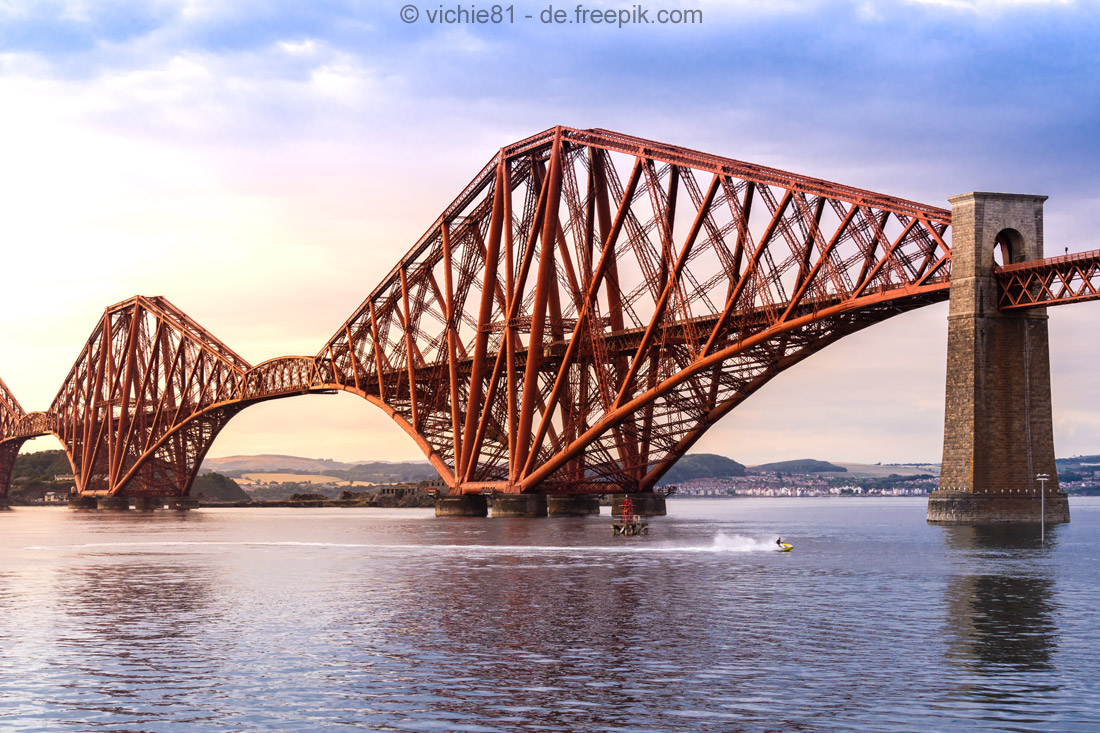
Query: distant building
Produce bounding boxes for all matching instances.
[379,478,441,498]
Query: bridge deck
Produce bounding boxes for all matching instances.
[997,248,1100,309]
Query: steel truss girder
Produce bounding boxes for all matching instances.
[1,376,35,498]
[43,295,252,497]
[997,249,1100,309]
[0,438,28,500]
[314,126,955,495]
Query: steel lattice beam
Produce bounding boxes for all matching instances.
[997,249,1100,309]
[0,375,28,499]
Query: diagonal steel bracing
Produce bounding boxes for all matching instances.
[997,249,1100,309]
[0,376,28,499]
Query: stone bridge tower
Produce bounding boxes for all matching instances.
[928,192,1069,524]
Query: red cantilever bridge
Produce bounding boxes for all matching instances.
[2,127,1098,507]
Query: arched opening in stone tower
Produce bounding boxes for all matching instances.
[994,228,1026,266]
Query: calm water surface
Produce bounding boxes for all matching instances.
[1,497,1098,731]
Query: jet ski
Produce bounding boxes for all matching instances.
[775,542,793,552]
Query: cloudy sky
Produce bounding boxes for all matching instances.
[2,0,1098,465]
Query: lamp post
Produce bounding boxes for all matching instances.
[1036,472,1049,545]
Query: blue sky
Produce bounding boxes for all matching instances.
[1,0,1098,464]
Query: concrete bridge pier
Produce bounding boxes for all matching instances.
[97,495,131,510]
[133,497,164,510]
[546,495,601,516]
[612,493,667,517]
[928,192,1070,524]
[434,493,488,517]
[68,496,97,509]
[490,494,548,518]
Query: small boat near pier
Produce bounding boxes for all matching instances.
[612,496,649,536]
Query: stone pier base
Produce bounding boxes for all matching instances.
[612,493,667,516]
[168,497,200,510]
[133,497,164,510]
[68,496,98,509]
[546,495,601,516]
[97,496,131,510]
[434,494,488,517]
[491,493,548,518]
[928,490,1069,524]
[934,193,1068,526]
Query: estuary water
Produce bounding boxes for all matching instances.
[1,497,1098,731]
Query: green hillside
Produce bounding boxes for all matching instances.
[1055,455,1100,476]
[192,472,251,503]
[203,456,438,484]
[7,450,75,502]
[659,454,746,484]
[11,450,73,481]
[339,461,438,483]
[754,459,847,473]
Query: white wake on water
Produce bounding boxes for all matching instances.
[703,533,781,553]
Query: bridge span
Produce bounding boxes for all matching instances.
[1,127,1096,522]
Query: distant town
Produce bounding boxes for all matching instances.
[664,455,1100,498]
[671,471,936,498]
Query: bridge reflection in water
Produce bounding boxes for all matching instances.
[940,525,1062,721]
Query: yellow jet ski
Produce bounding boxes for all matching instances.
[775,539,793,552]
